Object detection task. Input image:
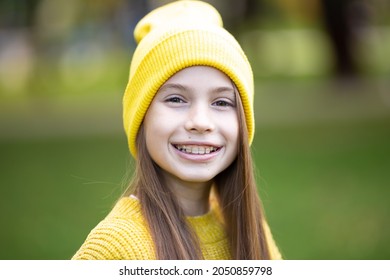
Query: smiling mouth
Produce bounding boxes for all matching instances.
[172,144,221,155]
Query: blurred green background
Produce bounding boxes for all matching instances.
[0,0,389,260]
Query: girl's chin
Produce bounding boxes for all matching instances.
[168,171,216,185]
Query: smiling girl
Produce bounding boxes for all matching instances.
[72,0,282,260]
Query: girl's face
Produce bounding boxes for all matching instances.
[143,66,239,185]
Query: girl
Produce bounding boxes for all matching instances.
[72,0,282,260]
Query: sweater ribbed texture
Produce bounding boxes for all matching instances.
[72,197,282,260]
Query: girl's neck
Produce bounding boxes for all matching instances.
[162,173,212,216]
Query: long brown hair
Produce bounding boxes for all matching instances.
[122,90,270,259]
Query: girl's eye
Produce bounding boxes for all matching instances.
[166,97,185,103]
[213,100,234,107]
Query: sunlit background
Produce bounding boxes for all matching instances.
[0,0,389,260]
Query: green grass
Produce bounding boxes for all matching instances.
[0,135,129,259]
[254,120,390,259]
[0,118,389,259]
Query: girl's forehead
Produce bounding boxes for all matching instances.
[162,66,233,88]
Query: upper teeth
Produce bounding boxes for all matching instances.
[175,145,218,155]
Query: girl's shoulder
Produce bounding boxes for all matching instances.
[106,196,143,220]
[72,197,156,260]
[104,196,149,233]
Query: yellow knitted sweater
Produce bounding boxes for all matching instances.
[72,197,282,260]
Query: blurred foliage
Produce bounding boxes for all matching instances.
[0,0,389,260]
[0,0,390,99]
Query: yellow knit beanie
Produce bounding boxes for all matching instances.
[123,0,254,157]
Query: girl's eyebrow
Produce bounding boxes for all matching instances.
[212,86,235,96]
[158,83,187,93]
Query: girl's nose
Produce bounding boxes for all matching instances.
[184,104,215,133]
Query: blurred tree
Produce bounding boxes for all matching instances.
[320,0,369,78]
[0,0,39,28]
[230,0,264,29]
